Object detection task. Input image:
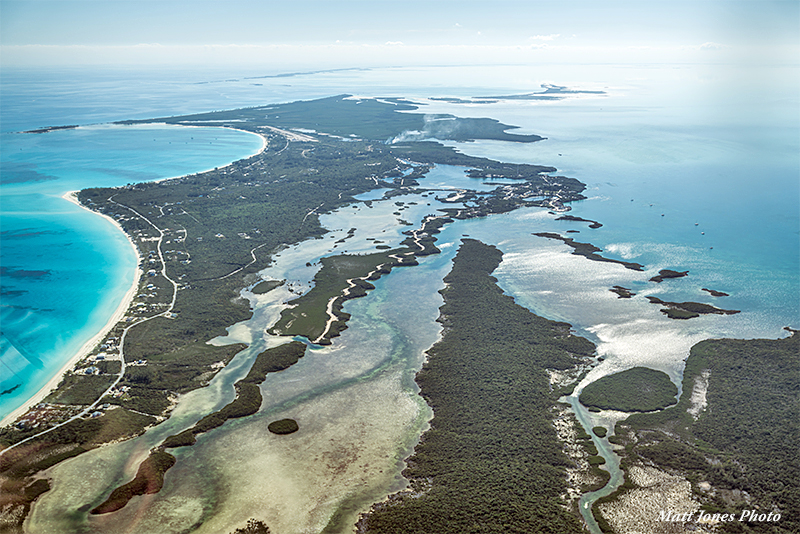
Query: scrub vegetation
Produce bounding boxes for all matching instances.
[267,419,299,435]
[357,239,594,533]
[1,95,588,532]
[534,232,645,271]
[579,367,678,412]
[597,332,799,533]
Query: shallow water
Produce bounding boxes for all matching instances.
[31,157,791,532]
[10,63,799,533]
[0,124,265,422]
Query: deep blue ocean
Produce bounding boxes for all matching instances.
[1,63,798,424]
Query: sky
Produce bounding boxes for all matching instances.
[0,0,798,68]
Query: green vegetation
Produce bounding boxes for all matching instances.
[91,451,176,514]
[269,251,410,343]
[579,367,678,412]
[267,419,299,435]
[115,342,248,416]
[230,518,272,534]
[358,240,593,533]
[645,296,740,319]
[243,341,307,383]
[2,95,590,530]
[45,374,116,405]
[609,286,635,299]
[608,333,799,533]
[649,269,688,283]
[592,426,608,438]
[251,280,284,294]
[534,233,645,271]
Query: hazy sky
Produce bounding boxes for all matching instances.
[1,0,797,68]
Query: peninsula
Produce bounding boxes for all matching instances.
[0,95,588,532]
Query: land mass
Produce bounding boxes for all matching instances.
[595,333,799,534]
[579,367,678,413]
[0,95,588,532]
[645,296,740,320]
[534,232,645,271]
[649,269,688,283]
[357,239,597,533]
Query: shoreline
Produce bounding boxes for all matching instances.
[145,124,268,183]
[0,191,143,428]
[0,125,265,429]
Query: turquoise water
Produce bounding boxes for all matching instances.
[2,63,798,532]
[0,124,264,420]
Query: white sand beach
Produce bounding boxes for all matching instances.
[0,191,143,428]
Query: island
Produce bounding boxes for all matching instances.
[701,287,729,297]
[649,269,688,283]
[645,296,740,319]
[0,95,590,532]
[594,332,799,534]
[578,367,678,413]
[356,240,598,533]
[534,232,645,271]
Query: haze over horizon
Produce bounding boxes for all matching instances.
[1,0,797,69]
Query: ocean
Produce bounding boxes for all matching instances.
[1,63,798,532]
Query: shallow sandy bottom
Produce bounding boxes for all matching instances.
[187,369,423,534]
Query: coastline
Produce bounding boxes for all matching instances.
[0,191,143,428]
[146,124,268,183]
[0,125,265,429]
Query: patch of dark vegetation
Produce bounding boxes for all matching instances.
[90,451,176,514]
[357,239,591,533]
[251,279,284,294]
[230,519,272,534]
[701,287,729,297]
[593,426,608,438]
[645,296,740,319]
[244,342,307,383]
[610,285,635,299]
[607,333,800,534]
[3,95,589,529]
[268,418,299,435]
[649,269,688,283]
[22,124,79,134]
[555,214,603,228]
[162,342,305,449]
[534,233,645,271]
[579,367,678,412]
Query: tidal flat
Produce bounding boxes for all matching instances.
[9,83,796,533]
[25,187,457,533]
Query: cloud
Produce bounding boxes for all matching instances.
[698,42,726,50]
[385,41,404,46]
[529,34,560,41]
